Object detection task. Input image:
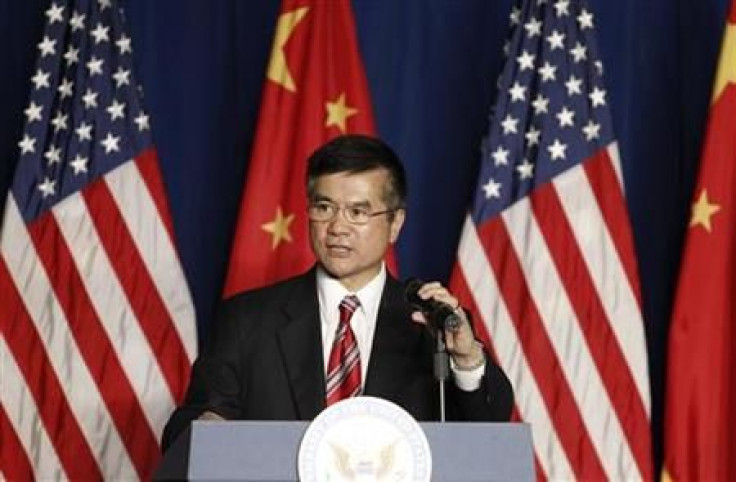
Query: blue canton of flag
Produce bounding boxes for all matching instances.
[451,0,653,480]
[16,0,150,221]
[476,0,611,222]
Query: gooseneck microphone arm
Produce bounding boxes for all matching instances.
[434,330,450,422]
[405,277,454,422]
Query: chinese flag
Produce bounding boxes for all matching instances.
[664,2,736,480]
[224,0,393,297]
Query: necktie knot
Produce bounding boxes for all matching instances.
[339,295,360,323]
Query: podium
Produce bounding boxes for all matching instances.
[155,420,534,481]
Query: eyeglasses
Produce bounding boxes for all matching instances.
[307,201,395,225]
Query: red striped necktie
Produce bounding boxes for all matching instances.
[326,295,362,406]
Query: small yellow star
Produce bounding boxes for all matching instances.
[712,23,736,104]
[262,207,295,249]
[325,92,359,133]
[690,189,721,232]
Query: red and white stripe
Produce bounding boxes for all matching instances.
[452,144,652,481]
[0,150,197,480]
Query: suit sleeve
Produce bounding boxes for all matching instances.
[446,354,514,421]
[444,308,515,422]
[161,296,249,451]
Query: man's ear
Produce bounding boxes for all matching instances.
[389,209,406,243]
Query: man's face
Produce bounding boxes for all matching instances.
[309,169,405,291]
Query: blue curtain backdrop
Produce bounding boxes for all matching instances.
[1,0,730,470]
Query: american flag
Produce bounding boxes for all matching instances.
[0,0,197,479]
[449,0,653,479]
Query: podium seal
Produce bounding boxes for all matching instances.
[298,396,431,481]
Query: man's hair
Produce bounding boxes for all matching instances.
[306,134,408,211]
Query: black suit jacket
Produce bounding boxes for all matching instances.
[162,269,513,449]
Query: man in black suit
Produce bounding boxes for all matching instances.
[163,134,513,449]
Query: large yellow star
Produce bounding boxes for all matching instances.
[712,22,736,103]
[266,7,309,92]
[690,189,721,232]
[325,93,359,133]
[262,207,295,249]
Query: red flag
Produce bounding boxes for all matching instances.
[449,1,652,479]
[224,0,392,297]
[664,2,736,480]
[0,1,197,479]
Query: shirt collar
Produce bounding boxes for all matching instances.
[316,264,386,323]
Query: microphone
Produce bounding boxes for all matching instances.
[404,278,462,331]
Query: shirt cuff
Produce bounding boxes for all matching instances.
[450,357,486,391]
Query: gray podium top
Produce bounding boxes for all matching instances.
[156,421,534,481]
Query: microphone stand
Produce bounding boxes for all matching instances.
[433,328,450,423]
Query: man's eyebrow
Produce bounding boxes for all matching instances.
[311,195,372,207]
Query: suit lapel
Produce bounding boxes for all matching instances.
[276,271,326,420]
[364,276,420,399]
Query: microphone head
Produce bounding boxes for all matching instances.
[404,277,424,304]
[404,277,461,332]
